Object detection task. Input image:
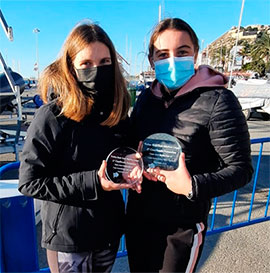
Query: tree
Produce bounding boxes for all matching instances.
[239,41,251,66]
[251,31,270,75]
[242,59,266,76]
[211,45,228,71]
[241,31,270,76]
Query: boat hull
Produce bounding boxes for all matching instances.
[0,70,25,113]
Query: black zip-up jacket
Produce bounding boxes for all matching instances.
[19,102,128,252]
[127,86,254,226]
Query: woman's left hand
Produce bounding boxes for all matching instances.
[147,152,192,196]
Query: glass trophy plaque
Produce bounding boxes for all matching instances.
[105,147,144,184]
[142,133,182,171]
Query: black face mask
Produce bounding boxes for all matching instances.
[76,64,114,99]
[76,64,115,119]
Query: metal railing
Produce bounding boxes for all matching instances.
[0,137,269,270]
[207,137,270,235]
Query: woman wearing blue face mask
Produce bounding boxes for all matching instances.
[18,22,141,272]
[126,18,253,273]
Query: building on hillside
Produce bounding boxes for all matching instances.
[201,24,270,72]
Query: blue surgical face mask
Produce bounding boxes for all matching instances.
[154,56,195,90]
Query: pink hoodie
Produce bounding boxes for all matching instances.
[152,65,229,107]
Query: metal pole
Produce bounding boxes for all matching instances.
[229,0,245,87]
[0,9,13,41]
[33,28,40,79]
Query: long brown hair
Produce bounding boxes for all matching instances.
[39,23,130,126]
[148,18,199,58]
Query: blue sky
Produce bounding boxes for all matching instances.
[0,0,269,78]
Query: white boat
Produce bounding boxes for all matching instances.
[231,79,270,120]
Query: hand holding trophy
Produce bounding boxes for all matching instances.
[142,133,182,171]
[105,133,183,190]
[141,133,192,196]
[105,147,144,185]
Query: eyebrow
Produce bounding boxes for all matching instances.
[79,59,92,63]
[155,45,192,54]
[79,57,111,63]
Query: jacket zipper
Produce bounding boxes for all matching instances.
[44,204,65,243]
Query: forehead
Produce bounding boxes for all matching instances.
[75,41,110,60]
[153,29,194,51]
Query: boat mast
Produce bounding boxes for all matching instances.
[229,0,245,87]
[159,0,165,22]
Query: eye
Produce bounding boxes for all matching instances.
[80,61,93,68]
[157,52,168,59]
[177,50,190,57]
[100,58,112,66]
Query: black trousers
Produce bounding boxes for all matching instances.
[126,222,207,273]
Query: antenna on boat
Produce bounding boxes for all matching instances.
[229,0,245,87]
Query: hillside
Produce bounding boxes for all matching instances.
[202,24,270,70]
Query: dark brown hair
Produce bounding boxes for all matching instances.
[148,18,199,58]
[39,23,130,126]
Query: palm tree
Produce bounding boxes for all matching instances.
[238,41,251,67]
[251,31,270,68]
[242,31,270,76]
[211,46,227,71]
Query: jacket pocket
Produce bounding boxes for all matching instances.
[44,204,65,244]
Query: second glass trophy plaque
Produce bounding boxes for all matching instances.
[142,133,181,171]
[105,147,143,184]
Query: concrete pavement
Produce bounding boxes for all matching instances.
[112,117,270,273]
[1,94,269,272]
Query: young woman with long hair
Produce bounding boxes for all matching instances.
[19,22,134,272]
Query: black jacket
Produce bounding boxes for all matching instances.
[127,86,253,226]
[19,102,128,252]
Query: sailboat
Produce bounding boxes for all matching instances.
[231,78,270,120]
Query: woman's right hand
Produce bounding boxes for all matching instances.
[145,153,193,196]
[98,160,134,191]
